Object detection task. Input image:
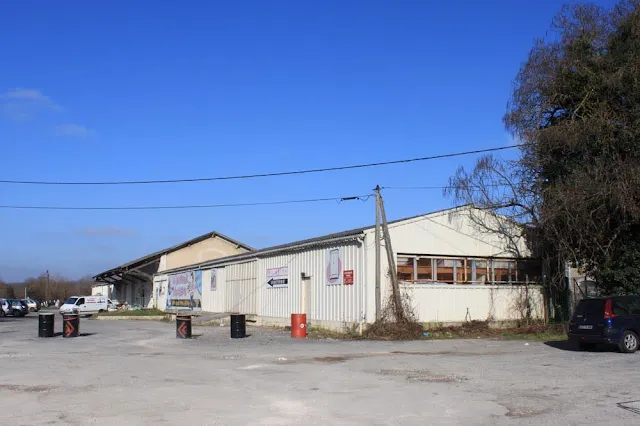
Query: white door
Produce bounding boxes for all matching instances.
[75,297,86,314]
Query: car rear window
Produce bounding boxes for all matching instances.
[612,299,632,315]
[575,299,605,315]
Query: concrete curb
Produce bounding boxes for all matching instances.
[95,316,167,321]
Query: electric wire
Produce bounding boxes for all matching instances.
[0,194,372,211]
[0,144,523,186]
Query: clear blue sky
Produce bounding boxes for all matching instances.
[0,0,615,282]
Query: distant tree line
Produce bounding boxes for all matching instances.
[0,279,16,299]
[0,273,93,302]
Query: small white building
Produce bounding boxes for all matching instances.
[156,206,545,330]
[92,232,252,307]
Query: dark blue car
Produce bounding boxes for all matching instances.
[568,296,640,353]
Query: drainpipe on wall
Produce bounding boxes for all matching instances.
[358,235,366,335]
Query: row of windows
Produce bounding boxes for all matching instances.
[397,255,541,284]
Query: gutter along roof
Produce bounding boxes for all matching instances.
[160,229,366,275]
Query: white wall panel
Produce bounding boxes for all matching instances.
[201,267,227,313]
[402,284,545,323]
[258,241,365,324]
[225,261,258,314]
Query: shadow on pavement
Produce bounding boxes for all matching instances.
[544,340,615,352]
[618,400,640,416]
[544,340,577,351]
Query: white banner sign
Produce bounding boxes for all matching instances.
[266,266,288,288]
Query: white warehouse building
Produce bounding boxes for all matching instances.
[154,206,545,331]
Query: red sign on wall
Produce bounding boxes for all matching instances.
[343,270,354,285]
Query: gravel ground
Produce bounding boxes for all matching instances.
[1,313,639,425]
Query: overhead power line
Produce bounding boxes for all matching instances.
[0,194,372,211]
[0,144,523,186]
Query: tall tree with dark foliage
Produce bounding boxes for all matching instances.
[448,1,640,296]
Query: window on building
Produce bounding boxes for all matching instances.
[436,259,463,283]
[397,254,541,285]
[397,256,414,281]
[416,258,433,281]
[460,259,471,283]
[493,260,517,283]
[517,259,542,283]
[474,260,489,284]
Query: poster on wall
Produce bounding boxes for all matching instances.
[326,248,343,285]
[167,270,202,310]
[210,269,217,291]
[266,266,288,288]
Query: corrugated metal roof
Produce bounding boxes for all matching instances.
[159,205,470,275]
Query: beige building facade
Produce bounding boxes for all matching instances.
[92,232,252,307]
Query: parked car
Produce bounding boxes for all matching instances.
[0,298,11,316]
[59,295,109,316]
[568,296,640,353]
[23,297,40,312]
[4,299,27,317]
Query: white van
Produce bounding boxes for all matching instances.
[59,295,110,316]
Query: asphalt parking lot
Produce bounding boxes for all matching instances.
[1,314,639,425]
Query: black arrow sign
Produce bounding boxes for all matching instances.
[267,278,288,287]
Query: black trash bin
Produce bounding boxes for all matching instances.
[230,314,246,339]
[176,315,192,339]
[62,314,80,338]
[38,313,54,338]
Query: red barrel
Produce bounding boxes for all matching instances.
[291,314,307,338]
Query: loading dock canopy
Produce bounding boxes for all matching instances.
[93,253,159,287]
[93,231,254,285]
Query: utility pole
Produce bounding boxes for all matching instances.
[378,188,405,322]
[374,185,382,321]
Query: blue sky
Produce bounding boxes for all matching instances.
[0,0,615,282]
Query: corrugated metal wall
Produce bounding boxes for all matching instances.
[225,261,258,314]
[258,241,365,323]
[401,284,545,323]
[200,269,212,311]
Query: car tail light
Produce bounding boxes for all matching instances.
[604,299,618,319]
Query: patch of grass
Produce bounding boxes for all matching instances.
[307,326,361,340]
[423,321,567,341]
[499,323,567,341]
[97,308,166,317]
[364,320,424,341]
[308,320,568,342]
